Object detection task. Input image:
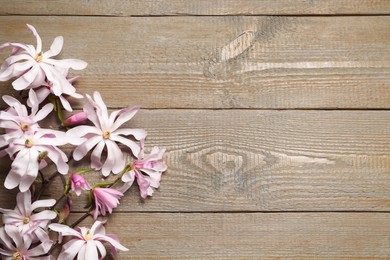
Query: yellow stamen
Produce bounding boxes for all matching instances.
[25,138,33,148]
[23,216,30,224]
[12,251,22,260]
[84,230,93,240]
[103,130,111,139]
[21,123,29,132]
[35,52,43,62]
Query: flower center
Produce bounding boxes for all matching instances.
[84,230,93,241]
[35,52,43,62]
[21,122,29,132]
[23,216,30,224]
[25,138,33,148]
[12,251,22,260]
[103,130,111,139]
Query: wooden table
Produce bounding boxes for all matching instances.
[1,1,390,259]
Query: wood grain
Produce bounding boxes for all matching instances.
[1,16,390,109]
[1,0,390,16]
[65,212,390,259]
[1,110,389,211]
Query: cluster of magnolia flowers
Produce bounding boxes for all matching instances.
[0,24,167,259]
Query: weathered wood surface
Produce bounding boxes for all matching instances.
[67,212,390,259]
[1,0,390,16]
[1,2,389,259]
[1,110,389,211]
[1,16,390,109]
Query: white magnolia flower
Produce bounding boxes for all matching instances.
[67,91,146,176]
[49,220,128,259]
[0,24,87,93]
[4,130,69,191]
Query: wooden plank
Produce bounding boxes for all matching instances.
[64,212,390,259]
[1,0,390,16]
[1,110,389,211]
[1,16,390,109]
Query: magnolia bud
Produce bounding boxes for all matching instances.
[63,111,88,126]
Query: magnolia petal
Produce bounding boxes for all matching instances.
[31,199,56,211]
[4,170,22,190]
[30,210,57,223]
[106,140,125,174]
[0,227,14,252]
[67,125,102,139]
[91,91,109,129]
[90,221,105,235]
[26,24,42,54]
[85,240,99,260]
[135,171,151,199]
[59,95,72,112]
[28,89,39,115]
[2,96,27,116]
[94,234,129,251]
[5,53,33,66]
[90,140,105,170]
[19,152,40,192]
[4,225,27,249]
[24,239,53,257]
[17,190,32,216]
[110,134,141,157]
[114,128,147,140]
[73,135,102,161]
[44,36,64,58]
[59,239,86,260]
[49,224,83,239]
[111,106,140,131]
[45,146,69,174]
[45,58,88,70]
[121,170,136,184]
[77,244,87,260]
[34,103,54,121]
[95,240,107,259]
[33,87,51,104]
[12,64,39,90]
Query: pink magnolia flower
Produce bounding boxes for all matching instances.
[0,24,87,92]
[0,225,54,260]
[67,91,147,176]
[70,173,90,196]
[92,187,123,219]
[121,143,167,198]
[0,190,56,241]
[4,130,69,191]
[32,68,83,112]
[49,220,128,259]
[63,111,88,127]
[0,89,53,148]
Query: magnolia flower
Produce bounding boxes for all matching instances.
[4,130,69,191]
[70,173,90,196]
[92,187,123,219]
[0,225,54,260]
[63,111,88,127]
[67,91,147,176]
[0,190,56,241]
[0,89,53,148]
[32,68,83,111]
[121,143,167,198]
[0,24,87,92]
[49,220,128,259]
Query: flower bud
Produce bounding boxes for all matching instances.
[70,174,91,196]
[63,111,88,127]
